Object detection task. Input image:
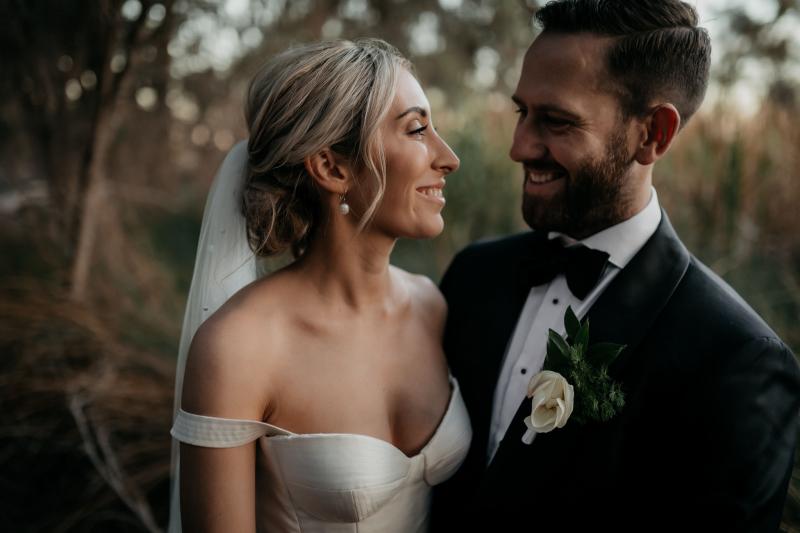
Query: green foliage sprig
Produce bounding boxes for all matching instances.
[543,307,626,425]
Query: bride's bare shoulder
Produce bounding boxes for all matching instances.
[392,266,447,328]
[181,270,298,419]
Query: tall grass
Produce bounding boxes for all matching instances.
[0,280,173,531]
[659,103,800,351]
[0,100,797,531]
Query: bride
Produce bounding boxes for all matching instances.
[168,39,471,532]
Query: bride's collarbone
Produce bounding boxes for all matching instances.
[276,328,447,395]
[292,290,436,339]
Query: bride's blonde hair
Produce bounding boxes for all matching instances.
[243,39,411,258]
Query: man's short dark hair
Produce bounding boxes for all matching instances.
[535,0,711,126]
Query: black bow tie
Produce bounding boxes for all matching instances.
[521,232,610,300]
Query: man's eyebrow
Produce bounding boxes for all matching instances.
[396,106,428,119]
[511,96,580,120]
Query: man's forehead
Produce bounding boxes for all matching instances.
[525,32,613,76]
[517,32,620,112]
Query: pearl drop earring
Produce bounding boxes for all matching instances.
[338,192,350,215]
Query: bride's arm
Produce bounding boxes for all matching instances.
[180,442,257,533]
[178,309,273,533]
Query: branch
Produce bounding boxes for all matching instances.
[69,393,163,533]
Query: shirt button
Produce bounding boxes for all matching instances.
[520,368,527,375]
[552,298,560,305]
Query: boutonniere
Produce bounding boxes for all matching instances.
[522,306,626,444]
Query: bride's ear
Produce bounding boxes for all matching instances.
[304,148,352,195]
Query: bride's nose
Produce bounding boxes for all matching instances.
[432,132,460,175]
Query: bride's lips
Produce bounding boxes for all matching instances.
[416,180,446,206]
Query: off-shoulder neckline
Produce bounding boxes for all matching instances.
[177,376,461,459]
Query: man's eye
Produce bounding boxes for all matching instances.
[544,116,573,129]
[514,107,526,116]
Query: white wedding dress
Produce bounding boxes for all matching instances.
[171,376,471,532]
[167,142,471,532]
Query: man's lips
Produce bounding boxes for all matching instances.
[524,166,566,185]
[523,166,566,198]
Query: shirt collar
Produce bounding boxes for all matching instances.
[549,187,662,269]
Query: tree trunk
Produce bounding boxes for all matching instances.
[69,3,152,302]
[69,108,117,302]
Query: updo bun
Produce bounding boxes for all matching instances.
[243,39,411,258]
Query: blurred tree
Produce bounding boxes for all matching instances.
[169,0,541,115]
[714,0,800,109]
[0,0,176,301]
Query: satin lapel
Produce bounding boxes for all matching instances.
[487,211,690,475]
[583,210,690,375]
[474,231,542,396]
[476,233,538,416]
[482,281,527,384]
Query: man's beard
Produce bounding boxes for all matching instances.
[521,129,636,238]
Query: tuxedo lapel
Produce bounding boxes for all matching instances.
[486,211,690,478]
[584,211,690,375]
[468,233,538,452]
[480,232,556,414]
[482,253,531,382]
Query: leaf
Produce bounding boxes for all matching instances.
[545,331,570,375]
[546,329,570,365]
[548,306,627,426]
[588,342,627,367]
[564,306,581,340]
[547,329,570,356]
[574,320,590,348]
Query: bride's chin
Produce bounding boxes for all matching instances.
[380,213,445,240]
[413,218,445,239]
[392,225,444,241]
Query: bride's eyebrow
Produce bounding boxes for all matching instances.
[395,106,428,120]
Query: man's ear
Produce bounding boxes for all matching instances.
[634,104,681,166]
[304,149,352,195]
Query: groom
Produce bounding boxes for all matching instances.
[433,1,800,531]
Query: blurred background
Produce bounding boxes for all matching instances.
[1,0,798,530]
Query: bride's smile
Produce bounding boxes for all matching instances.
[357,67,459,241]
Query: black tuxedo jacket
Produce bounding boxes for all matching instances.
[432,213,800,532]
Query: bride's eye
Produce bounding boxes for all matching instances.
[408,123,428,137]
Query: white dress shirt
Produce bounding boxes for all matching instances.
[487,188,663,463]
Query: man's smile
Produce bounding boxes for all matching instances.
[526,170,565,184]
[524,166,566,197]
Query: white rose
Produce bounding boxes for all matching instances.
[521,370,574,443]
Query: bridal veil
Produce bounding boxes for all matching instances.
[168,141,260,532]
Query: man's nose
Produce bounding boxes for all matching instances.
[509,123,547,162]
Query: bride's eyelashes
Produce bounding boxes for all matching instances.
[408,124,429,138]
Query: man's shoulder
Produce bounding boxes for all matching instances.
[671,254,781,344]
[439,232,535,300]
[450,231,535,269]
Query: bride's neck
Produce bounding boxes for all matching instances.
[294,219,399,312]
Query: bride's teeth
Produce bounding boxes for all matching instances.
[419,187,443,197]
